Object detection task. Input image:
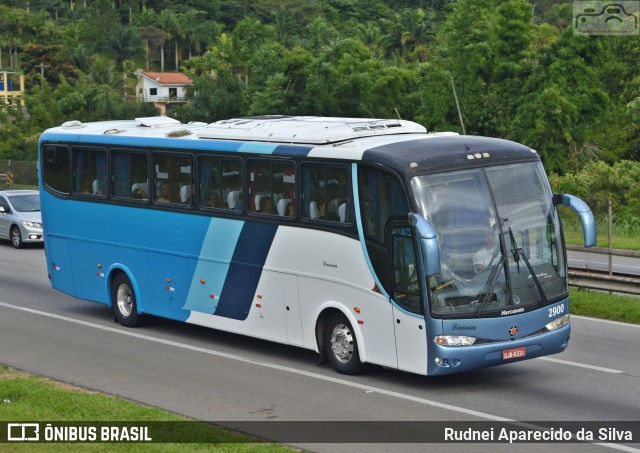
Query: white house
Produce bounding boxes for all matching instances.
[135,71,192,115]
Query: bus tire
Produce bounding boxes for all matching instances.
[324,312,364,375]
[111,273,142,327]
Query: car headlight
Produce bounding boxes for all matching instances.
[21,220,42,228]
[434,335,477,346]
[545,314,570,331]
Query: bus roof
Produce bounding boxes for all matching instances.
[197,116,428,144]
[41,116,539,174]
[45,116,430,144]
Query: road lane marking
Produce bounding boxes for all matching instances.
[1,301,638,452]
[537,357,623,374]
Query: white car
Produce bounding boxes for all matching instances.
[0,190,43,248]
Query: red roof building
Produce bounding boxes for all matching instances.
[135,71,193,115]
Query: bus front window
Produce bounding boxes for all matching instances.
[411,162,566,318]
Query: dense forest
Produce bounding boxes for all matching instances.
[1,0,639,221]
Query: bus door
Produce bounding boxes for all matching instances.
[388,224,428,374]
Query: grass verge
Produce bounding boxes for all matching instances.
[0,367,294,452]
[1,184,38,191]
[559,208,640,251]
[569,288,640,323]
[563,228,640,251]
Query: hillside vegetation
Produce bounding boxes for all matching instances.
[1,0,638,226]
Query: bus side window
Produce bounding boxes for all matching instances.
[200,156,221,208]
[153,153,192,206]
[200,156,242,211]
[358,167,408,243]
[43,145,70,194]
[112,151,148,201]
[72,147,107,196]
[248,159,295,217]
[302,164,349,223]
[390,226,423,314]
[357,166,410,293]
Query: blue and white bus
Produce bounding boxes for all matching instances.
[39,116,596,376]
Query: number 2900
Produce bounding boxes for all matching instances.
[548,304,565,317]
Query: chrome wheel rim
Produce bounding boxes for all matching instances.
[330,323,354,363]
[116,284,133,317]
[11,228,21,247]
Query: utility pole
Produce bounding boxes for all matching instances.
[36,63,50,84]
[608,198,613,276]
[448,72,466,135]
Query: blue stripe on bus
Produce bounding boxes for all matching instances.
[273,144,314,157]
[40,133,245,152]
[214,222,279,320]
[183,218,245,314]
[237,142,278,154]
[40,133,313,158]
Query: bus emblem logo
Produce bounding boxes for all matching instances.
[509,326,518,337]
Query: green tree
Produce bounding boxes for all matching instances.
[109,26,143,97]
[133,6,159,70]
[157,9,178,71]
[0,6,30,69]
[429,0,499,135]
[172,70,246,123]
[551,161,640,220]
[20,43,79,86]
[76,0,122,53]
[512,29,611,172]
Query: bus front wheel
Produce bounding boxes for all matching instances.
[324,313,364,375]
[111,273,142,327]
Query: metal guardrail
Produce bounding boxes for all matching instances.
[0,171,13,187]
[568,269,640,296]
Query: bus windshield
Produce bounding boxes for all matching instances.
[411,162,566,318]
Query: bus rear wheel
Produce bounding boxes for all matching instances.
[111,273,142,327]
[324,313,364,375]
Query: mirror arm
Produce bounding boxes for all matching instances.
[553,193,597,248]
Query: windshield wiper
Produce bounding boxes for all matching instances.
[476,255,505,316]
[508,227,548,305]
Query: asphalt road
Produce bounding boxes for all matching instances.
[1,242,640,453]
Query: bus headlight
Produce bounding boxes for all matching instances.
[545,314,570,331]
[434,335,477,346]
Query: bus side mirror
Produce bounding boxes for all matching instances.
[553,194,596,248]
[409,212,441,277]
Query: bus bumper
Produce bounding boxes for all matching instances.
[426,324,571,376]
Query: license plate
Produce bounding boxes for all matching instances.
[502,346,526,360]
